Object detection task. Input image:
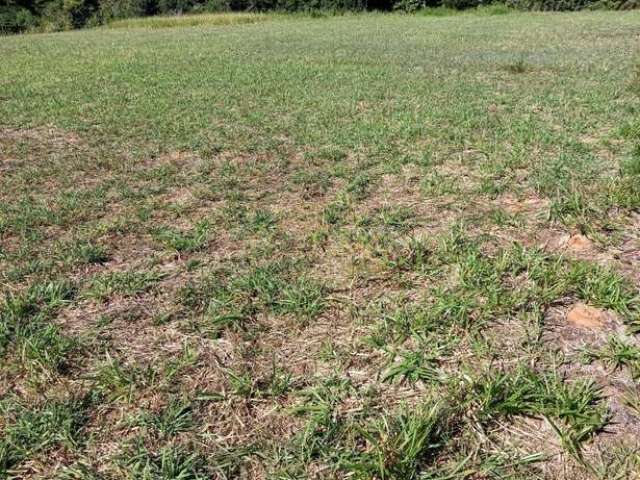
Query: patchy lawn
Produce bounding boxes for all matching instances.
[1,10,640,479]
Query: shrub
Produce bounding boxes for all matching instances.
[394,0,441,12]
[0,5,38,33]
[98,0,157,20]
[202,0,231,11]
[63,0,100,27]
[441,0,481,8]
[157,0,197,13]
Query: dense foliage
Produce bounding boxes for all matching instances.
[0,0,638,33]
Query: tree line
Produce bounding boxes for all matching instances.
[1,0,637,33]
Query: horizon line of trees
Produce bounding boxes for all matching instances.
[1,0,638,33]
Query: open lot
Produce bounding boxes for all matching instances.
[1,11,640,479]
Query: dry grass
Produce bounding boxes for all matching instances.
[107,12,269,29]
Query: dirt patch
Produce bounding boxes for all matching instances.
[566,304,611,329]
[544,306,623,352]
[0,126,81,145]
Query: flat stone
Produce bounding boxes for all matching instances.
[566,304,607,329]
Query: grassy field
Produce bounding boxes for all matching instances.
[2,10,640,479]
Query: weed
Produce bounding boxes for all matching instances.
[0,280,75,356]
[138,400,194,437]
[84,270,164,301]
[323,199,349,226]
[91,357,146,402]
[153,221,211,253]
[470,367,608,453]
[123,443,209,480]
[345,402,451,479]
[58,463,104,480]
[376,206,416,231]
[383,237,432,272]
[65,239,109,265]
[291,169,333,197]
[621,146,640,176]
[629,62,640,95]
[259,363,294,397]
[246,209,278,232]
[277,278,327,319]
[503,58,530,74]
[382,350,442,385]
[421,172,459,196]
[0,396,91,474]
[580,336,640,378]
[346,172,374,200]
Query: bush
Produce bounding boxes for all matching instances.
[63,0,99,27]
[201,0,231,11]
[441,0,481,8]
[394,0,441,12]
[98,0,157,20]
[0,5,38,33]
[157,0,197,13]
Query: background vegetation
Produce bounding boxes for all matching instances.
[1,0,638,34]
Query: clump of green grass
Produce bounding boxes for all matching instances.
[178,261,327,336]
[245,208,278,232]
[346,172,375,200]
[1,280,75,357]
[371,229,640,340]
[84,270,165,301]
[0,396,92,475]
[278,278,327,319]
[64,239,109,265]
[222,203,278,233]
[621,145,640,176]
[0,198,60,237]
[91,357,152,403]
[289,363,605,477]
[344,402,451,479]
[503,57,531,74]
[121,443,209,480]
[291,169,333,198]
[375,206,417,231]
[383,237,432,272]
[137,400,194,437]
[323,198,350,226]
[58,463,104,480]
[225,368,254,397]
[3,258,54,283]
[580,336,640,379]
[421,172,460,196]
[153,221,211,253]
[382,349,442,385]
[470,367,609,459]
[107,12,268,30]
